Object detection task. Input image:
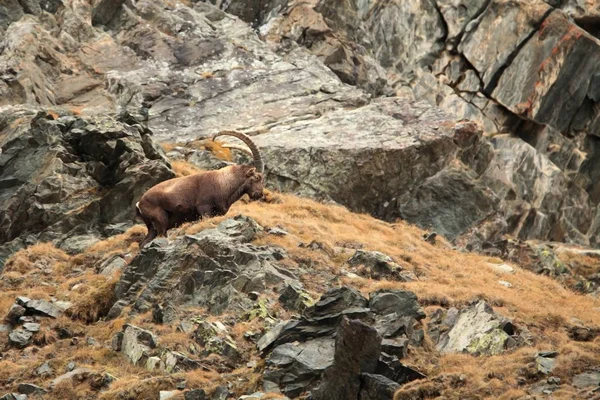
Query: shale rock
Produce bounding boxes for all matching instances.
[358,373,401,400]
[259,287,426,396]
[311,317,382,400]
[0,110,173,270]
[263,337,335,398]
[108,215,298,318]
[348,250,416,282]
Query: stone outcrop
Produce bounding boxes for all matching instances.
[0,109,173,269]
[259,286,426,397]
[4,0,600,256]
[107,215,298,318]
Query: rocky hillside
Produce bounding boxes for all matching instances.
[0,0,600,399]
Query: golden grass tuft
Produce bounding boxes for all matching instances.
[3,243,70,274]
[68,225,145,271]
[98,376,178,400]
[66,274,119,323]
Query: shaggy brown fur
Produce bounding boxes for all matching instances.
[136,131,265,249]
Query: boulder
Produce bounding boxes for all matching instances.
[348,250,416,282]
[278,284,314,313]
[369,290,426,321]
[358,373,400,400]
[117,324,158,366]
[311,317,382,400]
[8,329,33,348]
[262,337,336,398]
[429,300,518,355]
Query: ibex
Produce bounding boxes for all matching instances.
[135,131,265,249]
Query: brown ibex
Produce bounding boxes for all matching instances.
[135,131,265,249]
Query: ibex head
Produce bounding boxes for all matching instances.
[213,130,265,201]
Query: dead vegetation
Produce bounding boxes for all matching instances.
[0,191,598,399]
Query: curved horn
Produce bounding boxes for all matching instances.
[222,144,254,157]
[212,130,264,173]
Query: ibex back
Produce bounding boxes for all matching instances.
[135,131,265,249]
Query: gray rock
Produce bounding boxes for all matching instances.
[184,389,208,400]
[165,351,204,373]
[0,394,27,400]
[111,332,124,352]
[109,216,296,317]
[431,300,516,355]
[24,299,62,319]
[536,355,556,375]
[572,370,600,388]
[304,287,368,321]
[9,329,33,348]
[376,352,426,385]
[368,290,426,321]
[491,11,600,133]
[159,391,178,400]
[358,373,400,400]
[5,304,25,324]
[348,250,415,281]
[50,368,95,388]
[311,317,382,400]
[211,386,231,400]
[22,323,40,333]
[278,284,313,313]
[194,321,240,360]
[263,337,335,398]
[0,110,174,269]
[91,0,125,26]
[57,234,101,255]
[437,0,490,43]
[119,324,158,366]
[36,362,53,377]
[99,255,127,277]
[17,383,46,395]
[459,0,552,91]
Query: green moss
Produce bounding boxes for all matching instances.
[466,329,509,355]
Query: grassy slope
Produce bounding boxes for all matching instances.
[0,168,599,399]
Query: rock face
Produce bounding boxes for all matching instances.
[4,0,600,254]
[0,110,173,269]
[259,286,426,397]
[108,215,297,318]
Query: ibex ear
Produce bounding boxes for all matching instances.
[246,167,257,177]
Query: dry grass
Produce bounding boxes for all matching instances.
[170,191,600,398]
[3,243,69,274]
[65,274,119,323]
[68,225,145,272]
[1,190,599,398]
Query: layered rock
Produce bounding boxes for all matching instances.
[107,215,297,318]
[259,286,426,397]
[0,109,173,269]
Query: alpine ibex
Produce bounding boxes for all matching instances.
[135,131,265,249]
